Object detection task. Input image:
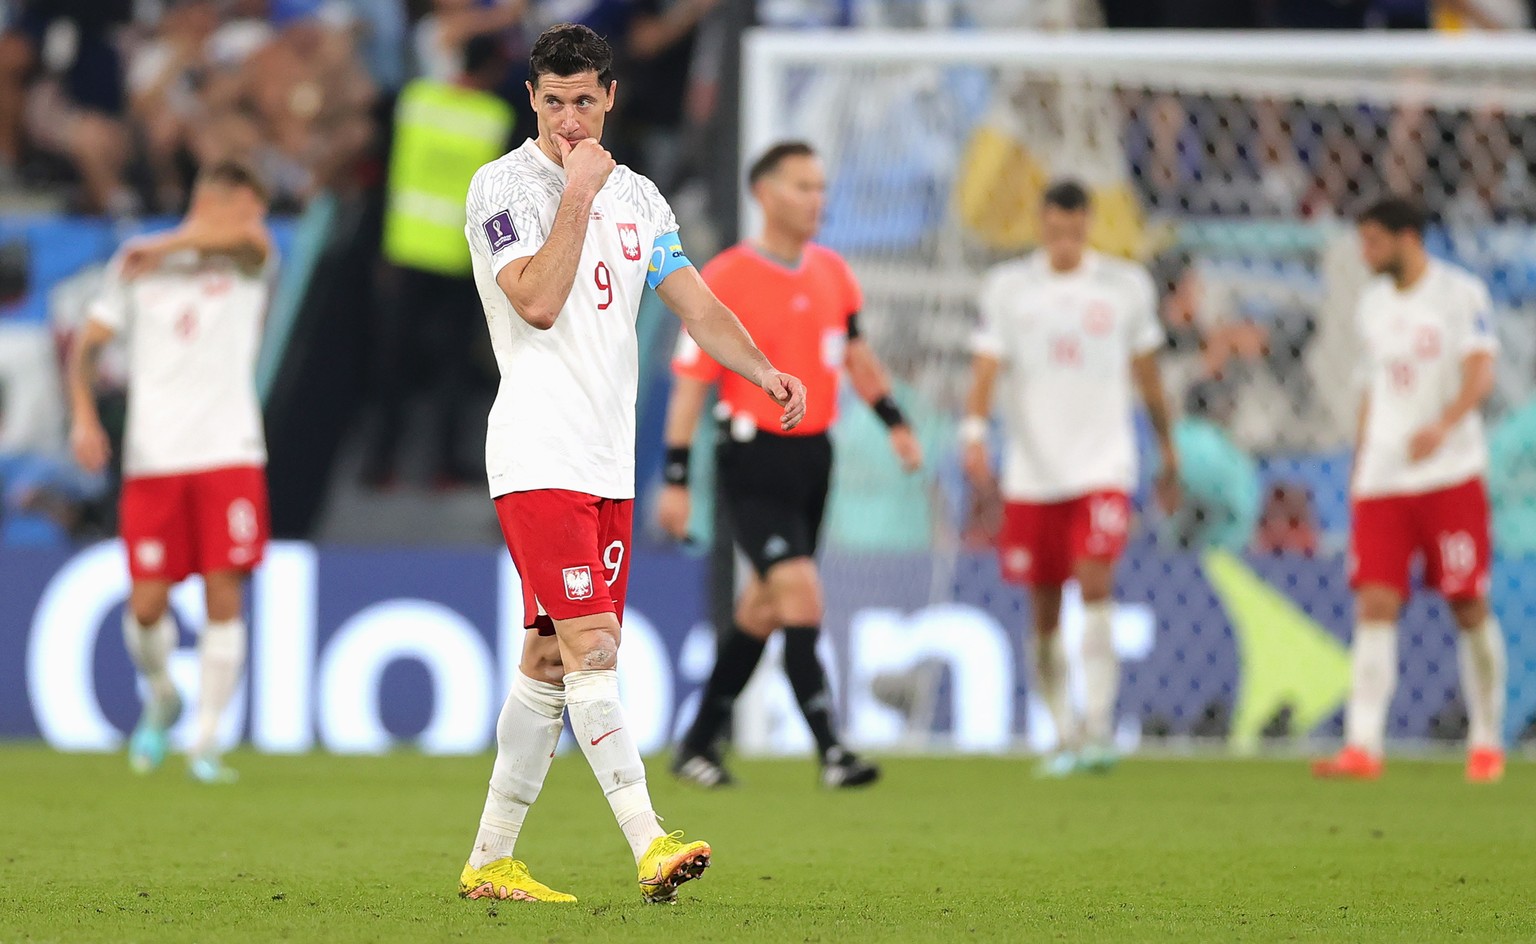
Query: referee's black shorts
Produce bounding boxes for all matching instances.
[716,429,832,577]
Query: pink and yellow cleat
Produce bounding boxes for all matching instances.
[458,858,576,903]
[1311,745,1384,781]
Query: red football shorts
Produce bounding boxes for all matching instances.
[1350,477,1491,601]
[494,488,633,634]
[119,464,269,582]
[999,491,1132,587]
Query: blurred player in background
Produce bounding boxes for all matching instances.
[962,180,1179,777]
[67,160,274,785]
[458,25,806,904]
[1313,197,1505,784]
[659,141,922,790]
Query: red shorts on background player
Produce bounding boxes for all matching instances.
[1313,197,1505,784]
[68,161,275,785]
[961,180,1180,778]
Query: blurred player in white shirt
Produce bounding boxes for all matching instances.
[455,25,806,905]
[1313,198,1505,784]
[67,160,274,785]
[962,180,1180,776]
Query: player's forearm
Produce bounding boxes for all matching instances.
[1437,353,1496,429]
[1133,354,1176,453]
[507,190,596,329]
[664,376,710,449]
[680,301,775,387]
[66,338,104,425]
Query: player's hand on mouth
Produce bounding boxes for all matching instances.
[558,135,615,196]
[762,371,807,430]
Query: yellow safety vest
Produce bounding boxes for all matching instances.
[383,79,514,276]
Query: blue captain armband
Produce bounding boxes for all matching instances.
[647,230,693,289]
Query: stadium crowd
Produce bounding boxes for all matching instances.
[1,0,1535,559]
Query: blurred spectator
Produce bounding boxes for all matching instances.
[622,0,718,192]
[364,33,513,489]
[5,0,137,213]
[1152,250,1321,452]
[1161,379,1261,553]
[414,0,526,83]
[345,0,410,91]
[526,0,632,38]
[1252,482,1321,555]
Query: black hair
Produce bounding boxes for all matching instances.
[1357,196,1427,236]
[528,23,614,88]
[200,158,268,203]
[748,141,815,186]
[1042,178,1091,212]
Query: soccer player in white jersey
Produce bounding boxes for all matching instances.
[1313,198,1505,784]
[961,180,1180,777]
[456,25,807,905]
[67,160,274,785]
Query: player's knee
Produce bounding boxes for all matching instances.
[1450,597,1488,631]
[767,558,823,624]
[129,587,170,626]
[577,631,619,670]
[1357,586,1402,623]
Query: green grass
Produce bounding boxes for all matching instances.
[1,746,1533,943]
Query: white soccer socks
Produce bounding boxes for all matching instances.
[191,618,247,757]
[1080,602,1119,746]
[1029,630,1076,750]
[564,669,664,862]
[122,611,179,718]
[470,672,567,868]
[1459,617,1507,751]
[1345,621,1398,756]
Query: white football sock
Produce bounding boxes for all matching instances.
[1345,621,1397,756]
[1080,601,1119,745]
[191,619,246,757]
[122,612,179,717]
[1459,616,1506,751]
[1029,630,1077,751]
[469,672,566,869]
[564,669,663,863]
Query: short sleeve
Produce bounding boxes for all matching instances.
[1457,276,1498,355]
[638,174,679,237]
[838,252,864,322]
[465,164,546,277]
[87,254,130,333]
[972,267,1008,360]
[1127,266,1165,356]
[671,328,725,384]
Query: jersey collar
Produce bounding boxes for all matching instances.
[521,138,567,183]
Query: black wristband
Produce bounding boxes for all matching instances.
[872,394,907,430]
[663,446,691,486]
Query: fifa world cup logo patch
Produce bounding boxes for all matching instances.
[563,566,595,601]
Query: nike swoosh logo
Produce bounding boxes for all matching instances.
[590,728,623,746]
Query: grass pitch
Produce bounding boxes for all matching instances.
[1,746,1532,943]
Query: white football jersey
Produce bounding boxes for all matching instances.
[465,139,680,500]
[974,250,1164,502]
[1353,259,1497,499]
[88,243,270,478]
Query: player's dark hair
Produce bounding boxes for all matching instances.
[1357,196,1427,236]
[748,141,816,186]
[200,159,268,204]
[1042,179,1091,212]
[528,23,614,88]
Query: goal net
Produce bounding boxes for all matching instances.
[730,30,1536,755]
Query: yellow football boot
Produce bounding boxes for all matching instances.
[637,831,711,903]
[458,858,576,903]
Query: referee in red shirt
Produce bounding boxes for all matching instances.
[659,142,922,788]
